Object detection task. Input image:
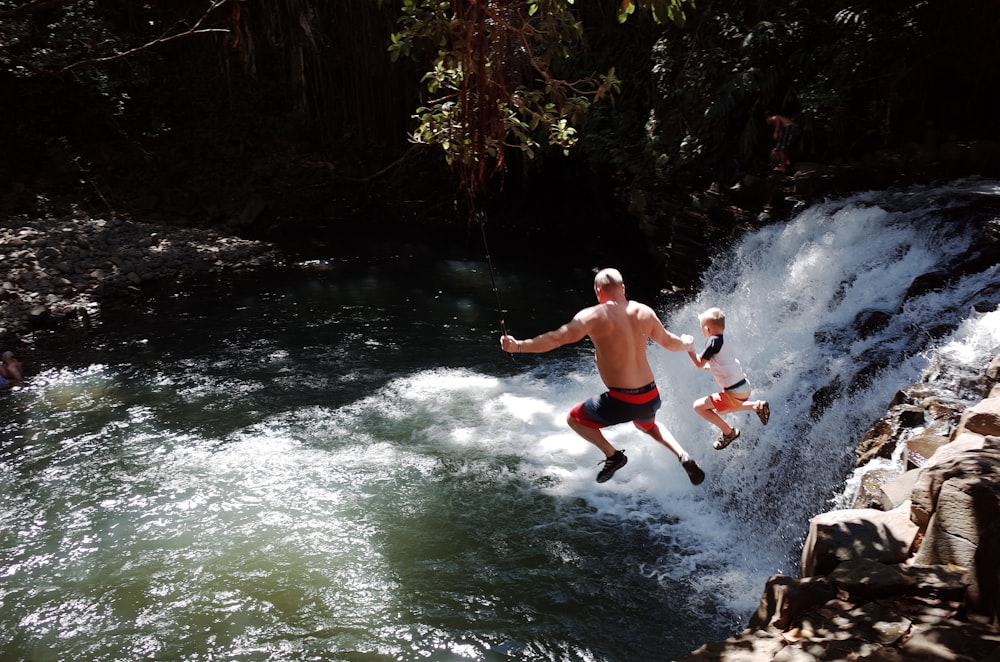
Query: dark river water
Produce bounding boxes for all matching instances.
[2,180,999,661]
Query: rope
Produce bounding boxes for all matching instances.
[476,210,511,345]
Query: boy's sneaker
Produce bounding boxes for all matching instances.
[679,453,705,485]
[756,401,770,426]
[596,450,628,483]
[714,427,740,450]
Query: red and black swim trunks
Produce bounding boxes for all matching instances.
[569,382,661,432]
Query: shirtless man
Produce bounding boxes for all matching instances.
[500,268,705,485]
[765,113,799,172]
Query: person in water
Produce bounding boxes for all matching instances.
[687,307,769,449]
[765,113,800,173]
[499,268,705,485]
[0,350,24,384]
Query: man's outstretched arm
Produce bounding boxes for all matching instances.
[501,315,591,354]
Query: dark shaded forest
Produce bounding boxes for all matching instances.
[2,0,999,245]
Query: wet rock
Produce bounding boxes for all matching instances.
[0,212,282,346]
[904,433,950,470]
[852,468,904,510]
[876,469,922,511]
[800,502,919,577]
[683,356,1000,660]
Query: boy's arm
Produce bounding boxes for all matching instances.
[688,350,709,369]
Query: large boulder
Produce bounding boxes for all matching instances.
[909,432,989,530]
[800,501,919,578]
[748,574,836,631]
[957,397,1000,437]
[912,446,1000,567]
[910,437,1000,625]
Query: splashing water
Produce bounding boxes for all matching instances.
[1,180,998,661]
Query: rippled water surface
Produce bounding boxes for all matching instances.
[3,181,1000,661]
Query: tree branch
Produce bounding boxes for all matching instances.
[60,0,232,73]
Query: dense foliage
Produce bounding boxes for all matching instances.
[388,0,690,203]
[643,0,1000,181]
[1,0,997,221]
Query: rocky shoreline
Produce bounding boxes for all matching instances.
[0,213,283,351]
[682,354,1000,661]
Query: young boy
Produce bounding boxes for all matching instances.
[687,308,769,449]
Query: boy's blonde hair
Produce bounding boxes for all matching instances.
[698,307,726,332]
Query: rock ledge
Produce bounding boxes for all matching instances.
[0,213,281,346]
[682,355,1000,661]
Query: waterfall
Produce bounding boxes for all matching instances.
[501,178,1000,623]
[667,177,1000,615]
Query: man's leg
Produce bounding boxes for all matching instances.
[694,396,734,435]
[567,414,617,457]
[638,421,705,485]
[637,420,683,459]
[568,412,628,483]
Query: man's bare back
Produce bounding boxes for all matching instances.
[580,298,682,390]
[498,268,704,485]
[499,277,691,380]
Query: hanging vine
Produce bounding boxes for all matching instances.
[390,0,691,205]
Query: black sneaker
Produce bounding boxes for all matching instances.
[596,450,628,483]
[679,453,705,485]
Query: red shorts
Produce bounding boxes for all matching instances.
[569,383,661,432]
[709,383,751,413]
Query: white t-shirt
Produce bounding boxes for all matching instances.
[699,334,746,389]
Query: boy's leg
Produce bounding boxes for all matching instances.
[729,399,770,425]
[694,395,735,435]
[754,400,770,425]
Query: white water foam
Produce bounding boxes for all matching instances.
[306,179,1000,625]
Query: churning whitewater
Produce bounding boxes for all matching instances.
[1,179,998,660]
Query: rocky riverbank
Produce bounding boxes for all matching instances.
[0,213,282,351]
[682,353,1000,661]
